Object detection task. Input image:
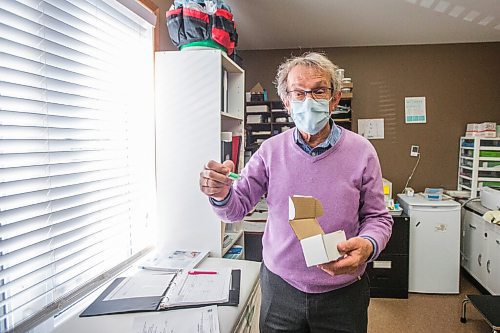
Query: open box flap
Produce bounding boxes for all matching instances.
[288,196,324,220]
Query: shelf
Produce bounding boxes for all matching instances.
[246,111,271,114]
[246,101,272,106]
[479,166,500,171]
[457,136,500,198]
[246,122,271,126]
[333,118,351,123]
[221,52,244,73]
[271,122,294,125]
[221,112,243,121]
[478,177,500,182]
[341,92,353,99]
[463,137,500,140]
[249,134,272,138]
[222,230,244,256]
[341,82,353,89]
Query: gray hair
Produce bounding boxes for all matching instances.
[274,52,341,101]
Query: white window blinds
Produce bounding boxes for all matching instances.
[0,0,156,331]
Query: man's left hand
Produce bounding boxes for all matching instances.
[318,237,373,276]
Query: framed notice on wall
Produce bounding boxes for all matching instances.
[405,97,426,123]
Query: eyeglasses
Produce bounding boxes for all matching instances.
[286,87,334,102]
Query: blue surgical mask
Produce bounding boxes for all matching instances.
[290,98,330,135]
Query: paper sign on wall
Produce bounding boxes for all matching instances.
[405,97,426,123]
[358,119,384,139]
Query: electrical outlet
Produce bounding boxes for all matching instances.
[410,145,419,157]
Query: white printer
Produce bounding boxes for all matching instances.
[480,187,500,211]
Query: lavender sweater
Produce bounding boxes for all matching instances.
[212,128,393,293]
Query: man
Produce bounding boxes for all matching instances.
[199,52,393,333]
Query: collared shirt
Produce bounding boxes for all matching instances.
[293,120,341,156]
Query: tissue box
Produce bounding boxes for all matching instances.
[288,196,346,267]
[424,188,444,201]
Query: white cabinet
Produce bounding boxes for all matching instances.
[457,137,500,198]
[155,50,245,257]
[398,194,461,294]
[461,205,500,295]
[485,222,500,294]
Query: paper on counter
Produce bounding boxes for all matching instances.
[132,305,220,333]
[103,270,176,301]
[159,268,231,309]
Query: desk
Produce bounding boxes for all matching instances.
[52,258,261,333]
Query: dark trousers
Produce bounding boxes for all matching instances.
[259,264,370,333]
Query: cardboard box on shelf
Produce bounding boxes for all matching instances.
[288,196,346,267]
[466,122,497,137]
[250,82,266,102]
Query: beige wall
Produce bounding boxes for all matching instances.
[150,2,499,194]
[239,43,500,194]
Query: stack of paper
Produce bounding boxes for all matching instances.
[159,268,232,309]
[132,305,220,333]
[139,250,209,272]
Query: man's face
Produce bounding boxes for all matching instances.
[284,65,341,114]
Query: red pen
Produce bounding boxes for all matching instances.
[188,270,218,275]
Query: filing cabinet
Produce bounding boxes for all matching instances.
[366,215,410,298]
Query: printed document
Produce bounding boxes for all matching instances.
[139,250,209,272]
[132,305,219,333]
[103,270,176,301]
[159,268,231,309]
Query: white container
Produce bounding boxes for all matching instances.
[336,68,344,81]
[480,187,500,210]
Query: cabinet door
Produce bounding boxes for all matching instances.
[383,216,409,255]
[485,223,500,295]
[463,210,485,282]
[409,207,461,293]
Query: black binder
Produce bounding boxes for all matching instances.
[80,269,241,317]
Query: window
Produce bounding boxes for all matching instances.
[0,0,157,331]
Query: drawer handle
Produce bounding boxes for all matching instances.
[496,240,500,245]
[487,260,491,274]
[469,224,476,230]
[478,254,482,266]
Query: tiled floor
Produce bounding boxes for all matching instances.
[368,273,492,333]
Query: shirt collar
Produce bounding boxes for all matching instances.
[293,119,342,148]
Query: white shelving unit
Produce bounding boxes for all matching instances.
[155,50,245,257]
[457,136,500,198]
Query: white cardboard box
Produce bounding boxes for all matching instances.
[289,196,346,267]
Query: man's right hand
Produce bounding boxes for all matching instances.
[199,160,235,201]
